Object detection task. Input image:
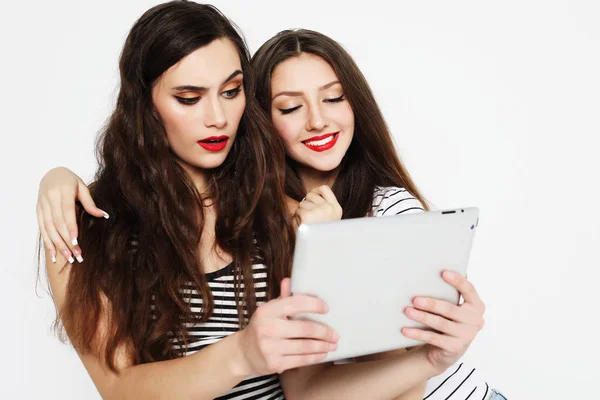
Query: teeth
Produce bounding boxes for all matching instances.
[305,135,335,147]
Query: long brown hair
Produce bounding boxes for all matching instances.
[54,1,294,372]
[252,29,429,218]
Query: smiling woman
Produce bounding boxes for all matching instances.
[271,53,354,172]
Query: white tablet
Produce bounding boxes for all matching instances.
[290,208,479,363]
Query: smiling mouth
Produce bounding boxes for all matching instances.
[302,132,339,152]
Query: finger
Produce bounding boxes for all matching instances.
[297,200,317,210]
[276,319,339,342]
[41,199,74,264]
[281,338,338,355]
[280,278,291,299]
[62,196,83,262]
[50,195,82,263]
[405,307,461,337]
[282,295,329,316]
[255,293,327,319]
[278,353,328,372]
[312,185,339,206]
[77,179,109,219]
[442,271,485,312]
[37,205,56,263]
[304,192,327,205]
[402,327,464,354]
[411,297,478,325]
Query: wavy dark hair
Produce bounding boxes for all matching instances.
[53,1,294,372]
[252,29,429,217]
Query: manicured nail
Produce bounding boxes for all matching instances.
[62,250,74,264]
[72,248,84,263]
[101,210,110,219]
[70,232,78,246]
[51,252,57,263]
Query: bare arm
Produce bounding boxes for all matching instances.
[359,349,427,400]
[47,254,338,399]
[47,251,252,400]
[280,347,436,400]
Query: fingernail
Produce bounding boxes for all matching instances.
[63,250,74,264]
[73,248,84,263]
[51,253,57,263]
[102,211,110,219]
[70,232,78,246]
[333,331,340,341]
[329,343,338,351]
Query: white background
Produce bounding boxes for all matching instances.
[1,0,599,398]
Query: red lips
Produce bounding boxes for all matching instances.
[302,132,339,152]
[197,136,229,152]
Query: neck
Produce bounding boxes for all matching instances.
[297,164,339,193]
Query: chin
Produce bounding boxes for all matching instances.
[195,158,229,170]
[307,156,345,172]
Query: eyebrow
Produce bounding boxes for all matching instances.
[172,70,243,91]
[271,80,341,100]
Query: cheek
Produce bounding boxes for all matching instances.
[227,95,246,125]
[272,115,301,147]
[155,99,192,140]
[339,104,355,133]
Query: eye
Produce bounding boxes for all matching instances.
[324,94,345,103]
[175,96,200,105]
[222,85,243,99]
[279,105,303,115]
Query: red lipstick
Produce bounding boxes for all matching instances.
[197,136,229,152]
[302,132,339,152]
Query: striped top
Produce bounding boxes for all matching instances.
[174,262,284,400]
[372,186,490,400]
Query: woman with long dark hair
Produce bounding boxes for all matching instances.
[251,29,503,400]
[38,3,342,399]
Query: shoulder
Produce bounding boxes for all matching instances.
[372,186,425,217]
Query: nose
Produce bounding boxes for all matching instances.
[305,104,328,132]
[204,97,227,129]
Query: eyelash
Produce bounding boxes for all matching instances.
[325,94,345,104]
[174,85,243,106]
[279,94,345,115]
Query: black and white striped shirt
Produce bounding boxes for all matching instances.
[173,262,285,400]
[372,186,490,400]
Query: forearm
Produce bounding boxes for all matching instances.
[392,380,427,400]
[108,332,249,400]
[285,347,438,400]
[359,348,427,400]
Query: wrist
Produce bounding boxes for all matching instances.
[412,346,444,378]
[227,330,253,379]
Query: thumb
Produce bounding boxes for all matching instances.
[77,179,109,219]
